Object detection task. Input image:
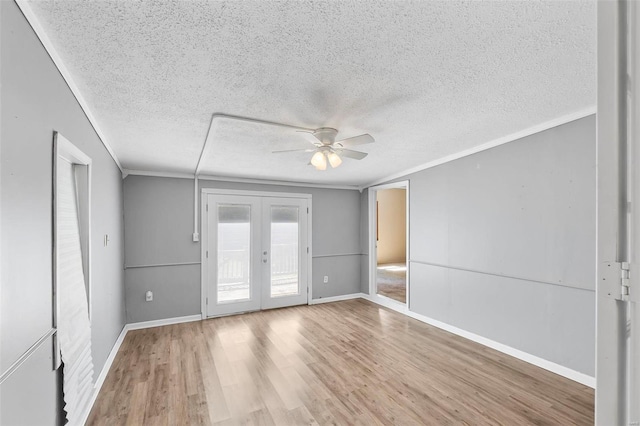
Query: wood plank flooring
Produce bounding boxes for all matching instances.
[376,264,407,303]
[87,299,594,425]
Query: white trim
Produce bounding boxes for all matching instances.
[82,294,594,422]
[306,198,313,305]
[196,113,315,175]
[15,1,123,172]
[79,325,127,425]
[80,314,201,423]
[200,191,208,318]
[312,253,363,258]
[360,294,596,388]
[201,188,312,199]
[201,190,313,316]
[309,293,365,305]
[368,292,408,310]
[7,1,595,192]
[194,176,199,241]
[125,261,201,269]
[123,169,360,191]
[0,328,57,385]
[123,169,195,180]
[198,174,359,191]
[92,327,126,391]
[56,134,92,166]
[53,132,93,368]
[596,2,639,423]
[368,181,410,307]
[360,107,597,190]
[125,314,202,331]
[125,108,596,194]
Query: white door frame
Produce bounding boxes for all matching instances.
[200,188,312,319]
[596,1,639,424]
[53,132,92,368]
[368,180,410,307]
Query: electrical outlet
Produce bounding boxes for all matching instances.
[145,291,153,302]
[323,276,329,283]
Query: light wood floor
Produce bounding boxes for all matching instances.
[88,299,594,425]
[376,264,407,303]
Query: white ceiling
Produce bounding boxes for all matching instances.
[26,0,596,186]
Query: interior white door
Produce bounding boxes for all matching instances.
[206,194,262,317]
[261,197,309,310]
[205,193,309,317]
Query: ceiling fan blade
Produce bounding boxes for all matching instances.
[335,133,374,148]
[338,149,368,160]
[272,148,316,154]
[296,130,322,146]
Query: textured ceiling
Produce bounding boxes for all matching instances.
[26,0,596,186]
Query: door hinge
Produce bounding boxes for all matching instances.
[206,297,208,305]
[307,247,309,254]
[307,207,309,214]
[206,250,209,258]
[601,261,632,302]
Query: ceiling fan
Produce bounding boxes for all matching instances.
[272,127,374,170]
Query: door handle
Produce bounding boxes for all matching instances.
[263,251,268,263]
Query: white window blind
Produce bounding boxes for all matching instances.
[56,157,95,425]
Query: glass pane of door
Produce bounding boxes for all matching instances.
[217,204,251,303]
[270,206,299,297]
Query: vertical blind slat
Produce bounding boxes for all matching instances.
[57,159,95,425]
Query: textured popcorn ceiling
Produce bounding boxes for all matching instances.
[27,0,596,186]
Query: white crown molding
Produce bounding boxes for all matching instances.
[359,294,596,388]
[13,0,595,189]
[15,0,124,172]
[122,169,195,180]
[123,169,361,191]
[360,106,597,190]
[198,174,360,191]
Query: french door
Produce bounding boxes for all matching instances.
[202,191,310,317]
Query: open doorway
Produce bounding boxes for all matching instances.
[369,181,409,306]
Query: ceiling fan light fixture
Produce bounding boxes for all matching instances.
[327,151,342,168]
[310,151,327,170]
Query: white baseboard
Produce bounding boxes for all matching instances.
[93,326,127,392]
[125,314,202,331]
[360,294,596,389]
[309,293,365,305]
[80,314,203,422]
[79,324,128,425]
[83,298,594,424]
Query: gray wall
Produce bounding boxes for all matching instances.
[0,2,126,423]
[409,116,596,375]
[123,176,362,323]
[361,115,596,376]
